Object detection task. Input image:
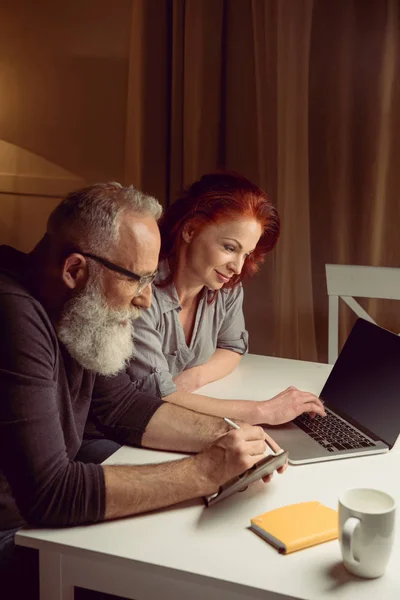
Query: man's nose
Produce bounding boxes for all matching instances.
[132,283,152,309]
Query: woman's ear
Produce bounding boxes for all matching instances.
[62,253,89,290]
[182,222,196,244]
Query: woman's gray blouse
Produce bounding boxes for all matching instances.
[126,260,249,397]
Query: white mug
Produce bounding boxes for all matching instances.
[338,488,396,578]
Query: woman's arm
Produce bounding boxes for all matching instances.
[164,386,326,426]
[173,348,242,392]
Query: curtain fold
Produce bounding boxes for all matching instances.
[274,0,317,360]
[124,0,169,200]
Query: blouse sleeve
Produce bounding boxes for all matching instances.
[126,301,177,398]
[217,285,249,355]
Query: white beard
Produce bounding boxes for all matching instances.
[57,277,140,376]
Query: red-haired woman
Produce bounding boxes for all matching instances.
[127,172,325,424]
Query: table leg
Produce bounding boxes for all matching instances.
[39,550,73,600]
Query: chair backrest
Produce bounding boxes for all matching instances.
[325,264,400,364]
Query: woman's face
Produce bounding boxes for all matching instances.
[183,218,262,290]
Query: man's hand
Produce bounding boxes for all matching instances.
[104,424,286,519]
[192,424,284,495]
[257,386,326,426]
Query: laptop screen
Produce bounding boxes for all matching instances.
[320,319,400,448]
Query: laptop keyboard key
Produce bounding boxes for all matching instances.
[332,443,347,450]
[294,410,376,452]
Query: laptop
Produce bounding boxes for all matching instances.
[264,318,400,464]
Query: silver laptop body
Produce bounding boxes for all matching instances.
[264,319,400,465]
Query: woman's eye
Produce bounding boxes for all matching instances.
[224,245,235,252]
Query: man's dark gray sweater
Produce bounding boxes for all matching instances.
[0,245,162,531]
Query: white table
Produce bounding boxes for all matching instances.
[16,354,400,600]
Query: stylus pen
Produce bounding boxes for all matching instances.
[223,417,281,456]
[223,417,241,430]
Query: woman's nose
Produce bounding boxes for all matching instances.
[228,256,244,275]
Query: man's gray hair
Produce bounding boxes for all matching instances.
[47,182,162,254]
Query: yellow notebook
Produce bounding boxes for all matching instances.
[250,501,338,554]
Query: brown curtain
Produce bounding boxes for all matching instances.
[124,0,400,362]
[1,0,398,361]
[310,0,400,359]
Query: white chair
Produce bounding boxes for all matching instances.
[325,264,400,364]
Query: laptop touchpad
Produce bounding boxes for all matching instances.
[263,422,326,461]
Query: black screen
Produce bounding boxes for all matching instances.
[320,319,400,448]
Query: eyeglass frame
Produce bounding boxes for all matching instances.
[79,251,158,295]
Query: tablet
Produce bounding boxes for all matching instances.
[203,450,289,507]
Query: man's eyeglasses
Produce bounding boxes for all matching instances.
[80,252,158,295]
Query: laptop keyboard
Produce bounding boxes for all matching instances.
[294,410,376,453]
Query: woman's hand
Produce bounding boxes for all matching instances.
[257,387,326,426]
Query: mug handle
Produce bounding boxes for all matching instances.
[342,517,361,564]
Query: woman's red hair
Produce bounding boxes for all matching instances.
[159,171,280,289]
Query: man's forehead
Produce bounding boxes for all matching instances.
[117,213,160,272]
[119,212,159,241]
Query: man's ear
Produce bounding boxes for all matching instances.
[62,253,88,290]
[182,221,196,244]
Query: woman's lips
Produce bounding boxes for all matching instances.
[215,270,231,283]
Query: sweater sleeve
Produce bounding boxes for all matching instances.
[90,369,164,446]
[0,291,105,528]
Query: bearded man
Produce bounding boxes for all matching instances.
[0,182,280,596]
